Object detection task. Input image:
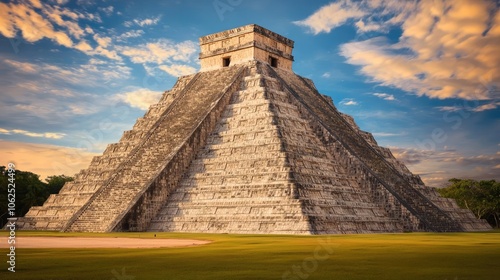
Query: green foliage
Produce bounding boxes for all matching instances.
[45,174,74,194]
[438,178,500,228]
[0,167,73,227]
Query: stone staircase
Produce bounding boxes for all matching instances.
[62,65,244,232]
[267,64,464,232]
[17,75,196,231]
[149,63,312,234]
[149,62,403,234]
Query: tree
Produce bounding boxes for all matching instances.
[438,178,500,228]
[0,166,73,228]
[46,175,74,194]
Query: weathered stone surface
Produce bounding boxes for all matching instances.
[17,25,491,233]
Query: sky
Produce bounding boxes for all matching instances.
[0,0,499,187]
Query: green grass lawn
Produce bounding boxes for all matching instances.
[1,230,499,280]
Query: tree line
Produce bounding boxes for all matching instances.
[0,166,498,229]
[438,178,500,228]
[0,166,73,228]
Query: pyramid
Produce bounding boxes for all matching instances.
[18,24,490,234]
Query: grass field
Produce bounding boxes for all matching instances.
[1,230,499,280]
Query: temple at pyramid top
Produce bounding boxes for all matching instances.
[199,24,294,71]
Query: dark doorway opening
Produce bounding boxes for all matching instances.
[270,56,278,68]
[223,57,231,67]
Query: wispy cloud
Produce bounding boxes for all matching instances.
[119,39,198,77]
[351,110,407,120]
[435,106,463,112]
[0,128,66,139]
[435,101,500,112]
[0,1,125,62]
[98,5,114,16]
[120,39,197,64]
[158,64,196,77]
[293,0,366,34]
[115,88,163,110]
[294,0,416,34]
[54,0,70,5]
[373,92,396,101]
[115,30,144,41]
[0,55,131,129]
[390,146,500,186]
[2,57,130,86]
[339,98,358,106]
[0,0,99,51]
[372,132,406,137]
[124,16,162,27]
[472,102,500,112]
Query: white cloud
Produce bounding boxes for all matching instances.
[472,102,500,112]
[351,109,408,120]
[125,16,162,27]
[121,39,198,64]
[158,64,196,77]
[373,93,396,101]
[435,106,462,112]
[355,19,382,33]
[116,89,163,110]
[293,0,366,34]
[134,16,161,26]
[3,59,39,73]
[75,40,93,52]
[2,56,130,88]
[43,5,87,39]
[0,128,11,134]
[98,6,113,16]
[120,39,198,77]
[53,0,70,5]
[91,46,122,61]
[93,34,111,48]
[120,39,197,64]
[339,98,358,106]
[321,72,331,78]
[0,128,66,139]
[115,30,144,41]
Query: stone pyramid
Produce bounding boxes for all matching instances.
[18,24,490,234]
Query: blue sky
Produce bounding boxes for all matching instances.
[0,0,499,186]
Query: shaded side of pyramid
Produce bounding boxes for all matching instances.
[266,65,490,233]
[18,65,246,232]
